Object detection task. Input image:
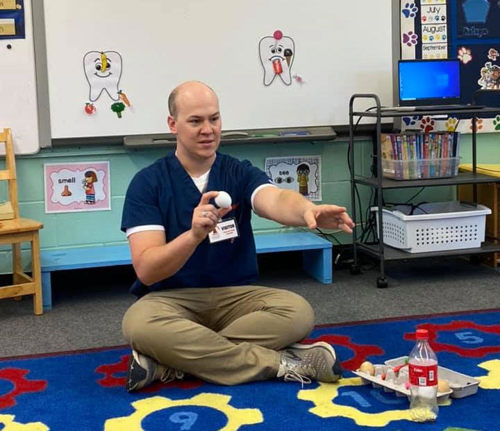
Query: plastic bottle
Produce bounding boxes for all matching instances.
[408,328,438,422]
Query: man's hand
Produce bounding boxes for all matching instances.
[191,191,232,241]
[303,205,355,233]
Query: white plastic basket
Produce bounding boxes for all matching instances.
[372,201,491,253]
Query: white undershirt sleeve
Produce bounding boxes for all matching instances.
[126,225,165,238]
[251,183,276,211]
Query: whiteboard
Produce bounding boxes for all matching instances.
[43,0,393,140]
[0,0,39,154]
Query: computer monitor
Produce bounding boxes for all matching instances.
[398,59,461,106]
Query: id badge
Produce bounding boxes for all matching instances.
[208,217,239,244]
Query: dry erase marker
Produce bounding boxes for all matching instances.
[279,130,310,137]
[251,133,280,137]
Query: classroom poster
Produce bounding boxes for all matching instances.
[452,0,500,103]
[44,161,111,213]
[399,0,500,134]
[264,156,321,201]
[400,0,449,60]
[456,0,500,39]
[420,1,448,59]
[0,0,25,40]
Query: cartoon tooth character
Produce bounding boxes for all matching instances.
[259,30,295,86]
[83,51,123,102]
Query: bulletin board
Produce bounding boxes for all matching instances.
[400,0,500,105]
[0,0,25,40]
[40,0,394,141]
[398,0,500,133]
[0,0,39,154]
[449,0,500,105]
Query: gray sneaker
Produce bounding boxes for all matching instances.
[277,341,342,385]
[126,350,184,392]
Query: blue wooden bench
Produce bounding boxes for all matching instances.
[40,231,332,311]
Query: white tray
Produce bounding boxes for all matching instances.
[352,369,452,402]
[353,357,480,401]
[385,357,480,399]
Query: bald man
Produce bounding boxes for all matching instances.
[121,81,354,391]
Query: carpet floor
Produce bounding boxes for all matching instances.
[1,309,498,430]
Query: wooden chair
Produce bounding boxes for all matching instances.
[0,128,43,314]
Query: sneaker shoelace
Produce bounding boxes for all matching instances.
[282,354,318,387]
[160,368,184,383]
[283,369,312,386]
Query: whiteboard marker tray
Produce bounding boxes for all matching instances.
[385,357,480,399]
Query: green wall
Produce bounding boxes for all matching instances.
[5,133,499,273]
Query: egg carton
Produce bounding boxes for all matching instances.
[352,357,480,401]
[352,368,452,402]
[385,357,480,399]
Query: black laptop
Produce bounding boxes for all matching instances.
[397,59,483,111]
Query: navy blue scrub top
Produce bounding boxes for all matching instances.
[121,151,273,296]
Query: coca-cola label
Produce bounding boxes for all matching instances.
[409,363,438,386]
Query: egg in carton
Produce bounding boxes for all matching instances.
[385,357,480,399]
[353,360,454,402]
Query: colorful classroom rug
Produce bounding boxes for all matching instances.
[1,309,499,431]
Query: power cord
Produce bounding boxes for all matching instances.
[314,227,345,265]
[384,201,430,215]
[348,106,379,245]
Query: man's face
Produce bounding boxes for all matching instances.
[168,85,222,161]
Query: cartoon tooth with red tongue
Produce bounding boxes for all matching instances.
[259,30,295,86]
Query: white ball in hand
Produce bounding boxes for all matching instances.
[215,191,232,209]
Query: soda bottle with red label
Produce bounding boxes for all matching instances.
[408,328,438,422]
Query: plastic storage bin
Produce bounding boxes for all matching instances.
[372,201,491,253]
[382,157,460,180]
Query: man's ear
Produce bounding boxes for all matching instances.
[167,115,177,133]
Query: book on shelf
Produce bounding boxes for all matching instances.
[380,131,461,180]
[380,132,460,162]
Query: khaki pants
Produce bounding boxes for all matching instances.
[122,285,315,385]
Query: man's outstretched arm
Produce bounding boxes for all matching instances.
[253,186,354,233]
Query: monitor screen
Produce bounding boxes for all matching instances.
[398,59,461,106]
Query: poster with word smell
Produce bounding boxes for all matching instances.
[44,161,110,213]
